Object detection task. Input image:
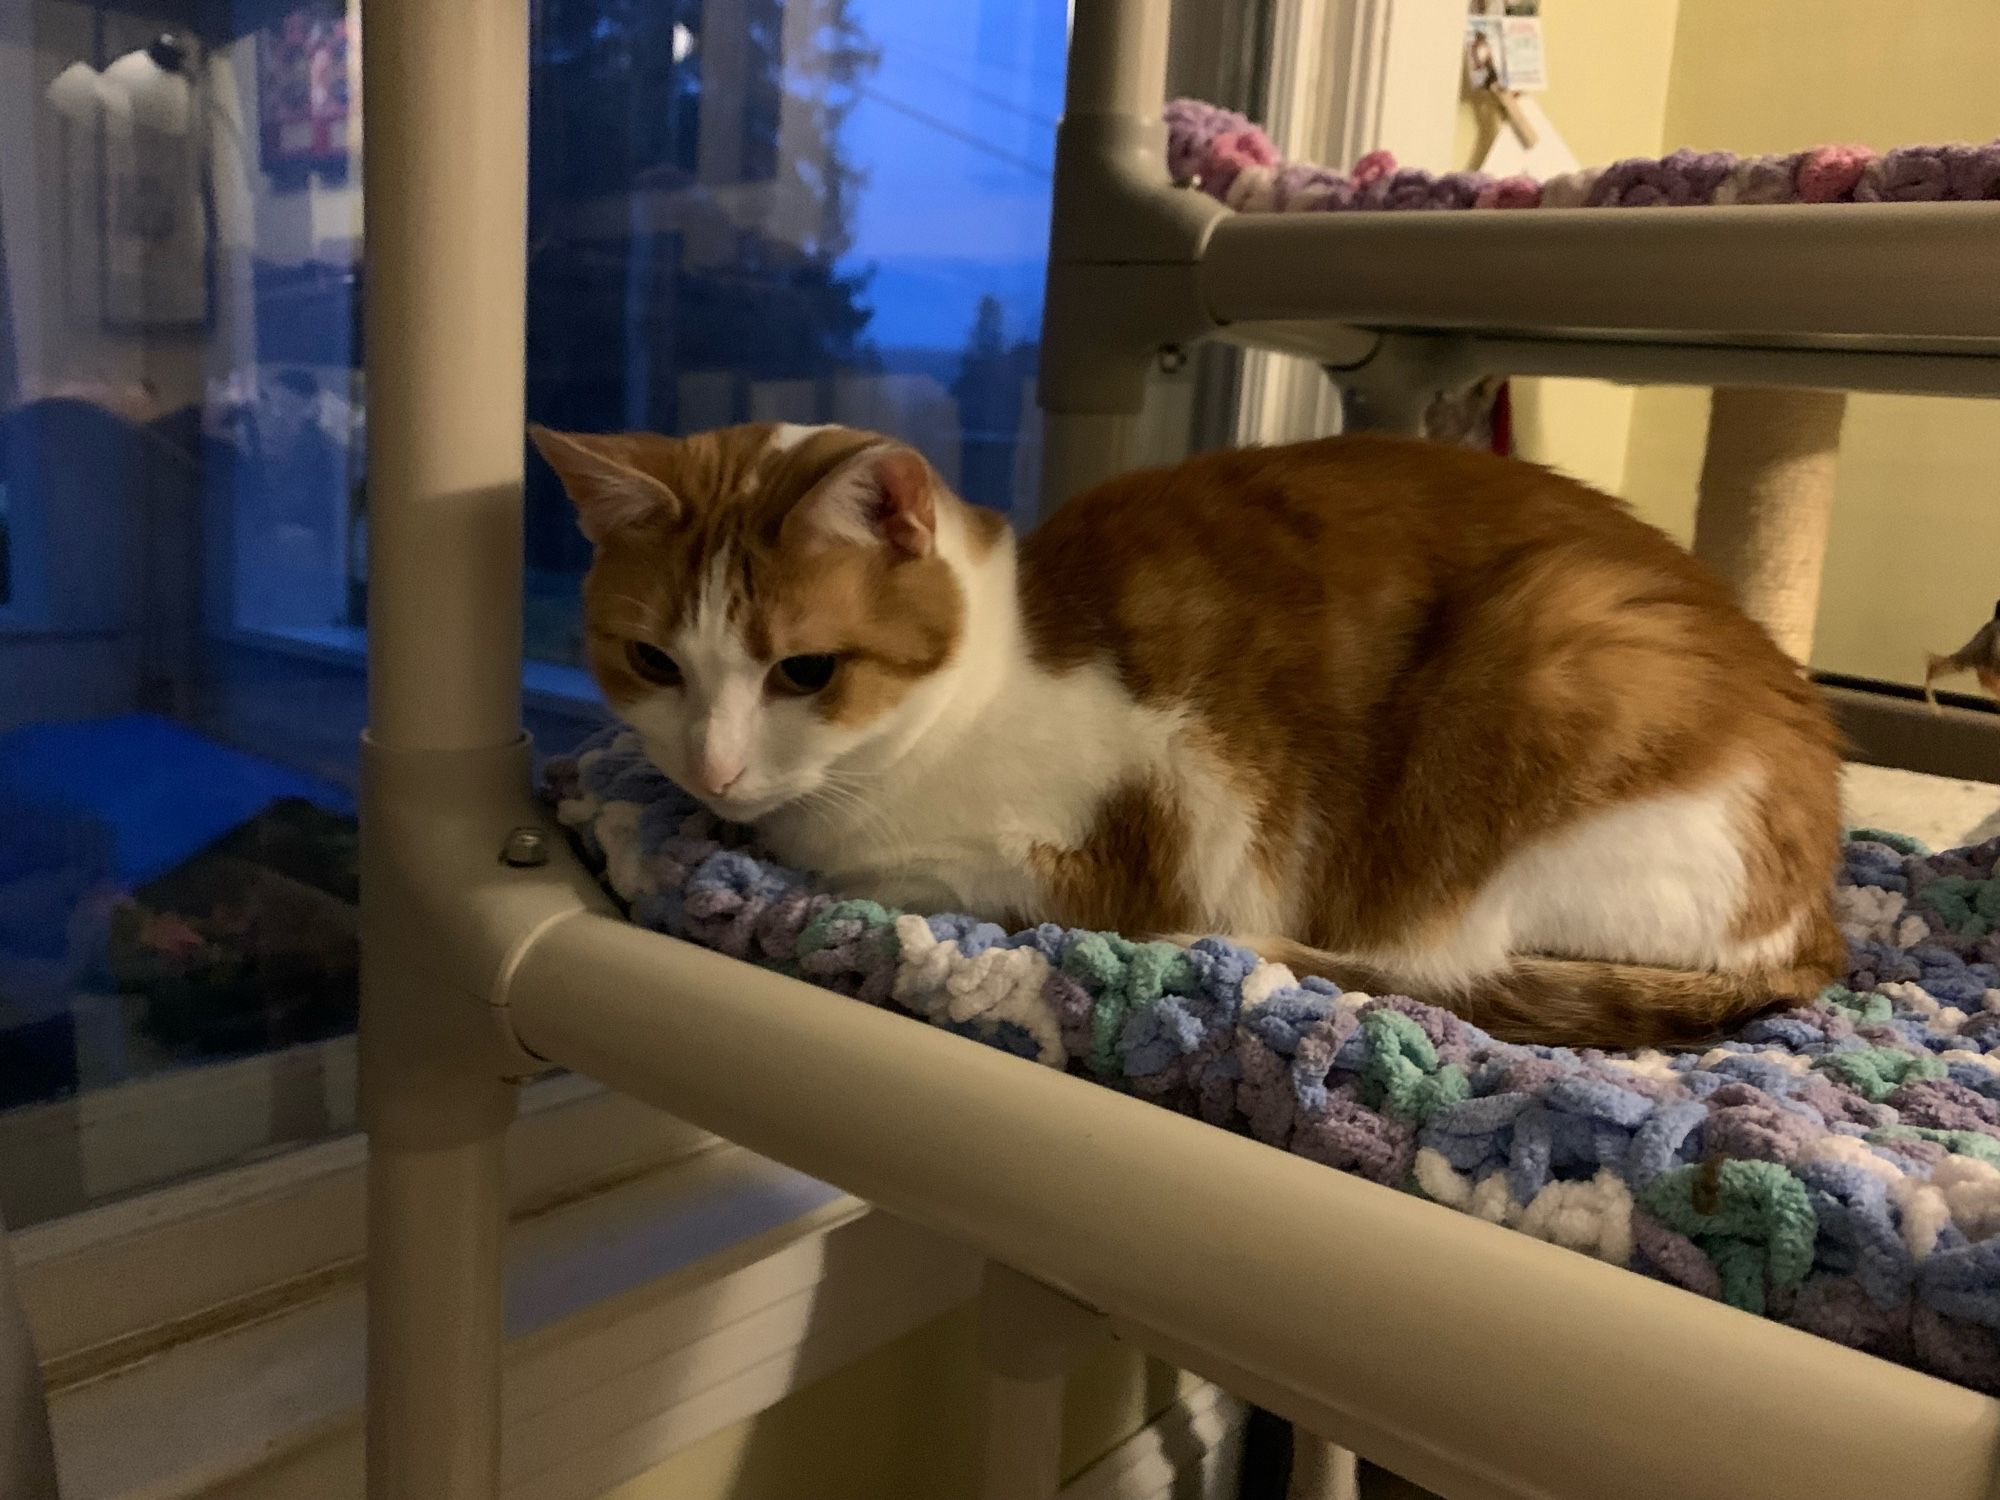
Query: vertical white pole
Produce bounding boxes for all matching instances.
[978,1263,1106,1500]
[1036,0,1177,516]
[363,0,529,754]
[363,1037,515,1500]
[359,0,529,1495]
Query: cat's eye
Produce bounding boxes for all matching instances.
[626,641,683,687]
[769,653,839,696]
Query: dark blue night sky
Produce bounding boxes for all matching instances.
[837,0,1067,351]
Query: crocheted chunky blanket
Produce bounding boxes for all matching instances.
[550,726,2000,1394]
[1165,97,2000,212]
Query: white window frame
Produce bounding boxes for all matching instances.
[7,7,1448,1491]
[1234,0,1464,447]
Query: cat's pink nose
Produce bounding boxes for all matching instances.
[695,758,745,798]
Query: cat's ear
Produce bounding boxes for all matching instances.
[783,443,935,559]
[528,425,682,542]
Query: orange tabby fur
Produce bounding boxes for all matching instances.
[536,423,1845,1049]
[1019,438,1845,1044]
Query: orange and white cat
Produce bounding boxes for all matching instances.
[532,422,1845,1048]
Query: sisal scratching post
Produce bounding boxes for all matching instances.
[1691,386,1847,663]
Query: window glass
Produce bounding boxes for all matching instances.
[0,0,1068,1226]
[523,0,1067,694]
[1,6,369,1227]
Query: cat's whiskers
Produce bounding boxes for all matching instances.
[793,769,919,881]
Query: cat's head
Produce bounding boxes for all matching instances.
[533,422,1005,820]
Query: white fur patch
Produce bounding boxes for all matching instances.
[757,520,1278,932]
[769,422,831,452]
[675,558,763,784]
[622,553,826,814]
[1161,729,1287,933]
[1364,764,1787,989]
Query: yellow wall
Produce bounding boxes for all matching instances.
[1458,0,2000,686]
[1452,0,1685,498]
[596,1304,1190,1500]
[1621,0,2000,685]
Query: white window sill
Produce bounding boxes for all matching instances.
[25,1077,983,1500]
[16,1070,677,1367]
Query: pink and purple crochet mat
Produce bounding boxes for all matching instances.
[1165,97,2000,211]
[550,727,2000,1398]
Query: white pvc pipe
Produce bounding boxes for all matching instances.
[365,1122,511,1500]
[1062,0,1173,123]
[362,0,530,753]
[359,0,530,1495]
[506,912,2000,1500]
[1039,412,1138,515]
[978,1263,1106,1500]
[1199,204,2000,344]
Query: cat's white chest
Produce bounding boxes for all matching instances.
[760,660,1277,932]
[760,758,1044,921]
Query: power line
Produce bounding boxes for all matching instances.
[865,40,1059,129]
[851,83,1051,178]
[869,21,1069,92]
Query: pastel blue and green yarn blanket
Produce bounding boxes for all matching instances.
[549,726,2000,1394]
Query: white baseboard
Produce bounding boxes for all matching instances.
[1060,1381,1245,1500]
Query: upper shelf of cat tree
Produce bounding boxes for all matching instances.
[1197,201,2000,395]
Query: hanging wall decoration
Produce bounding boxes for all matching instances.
[258,2,354,189]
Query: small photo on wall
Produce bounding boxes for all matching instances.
[1465,17,1504,91]
[258,1,354,187]
[1500,15,1547,91]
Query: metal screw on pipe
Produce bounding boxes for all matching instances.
[501,827,550,867]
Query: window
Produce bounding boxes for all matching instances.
[4,12,1267,1486]
[521,0,1066,692]
[0,4,372,1227]
[0,199,14,612]
[0,475,13,612]
[0,0,1077,1228]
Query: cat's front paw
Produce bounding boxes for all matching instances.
[838,871,967,917]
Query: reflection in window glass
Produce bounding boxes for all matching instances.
[0,478,12,610]
[0,5,370,1226]
[0,0,1070,1224]
[523,0,1067,684]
